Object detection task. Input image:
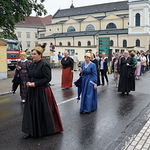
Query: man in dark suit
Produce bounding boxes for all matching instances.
[99,53,109,85]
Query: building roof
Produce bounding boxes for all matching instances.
[94,16,106,20]
[51,16,106,25]
[117,14,129,18]
[39,29,128,39]
[52,1,128,19]
[15,15,52,28]
[48,20,68,25]
[50,18,87,25]
[40,15,52,26]
[0,41,7,46]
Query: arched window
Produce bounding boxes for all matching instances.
[68,42,71,46]
[136,39,140,47]
[59,42,62,46]
[106,23,117,29]
[85,24,95,31]
[87,41,91,46]
[135,13,140,27]
[110,40,114,46]
[123,40,127,48]
[78,41,81,47]
[67,26,76,32]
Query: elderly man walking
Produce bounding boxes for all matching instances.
[73,53,79,71]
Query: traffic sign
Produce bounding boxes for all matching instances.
[99,37,110,53]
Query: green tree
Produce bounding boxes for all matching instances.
[0,0,47,39]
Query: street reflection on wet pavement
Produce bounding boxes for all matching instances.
[0,71,150,150]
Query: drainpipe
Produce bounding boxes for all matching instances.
[117,34,119,47]
[73,37,74,46]
[93,35,95,46]
[62,24,63,33]
[122,18,124,29]
[54,38,56,45]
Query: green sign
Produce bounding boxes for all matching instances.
[99,37,110,53]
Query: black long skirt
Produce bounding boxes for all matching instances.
[97,69,100,86]
[22,86,63,137]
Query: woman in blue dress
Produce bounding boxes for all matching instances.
[80,52,98,114]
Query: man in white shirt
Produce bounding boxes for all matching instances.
[73,53,79,71]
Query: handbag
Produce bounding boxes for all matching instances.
[74,73,82,100]
[74,73,82,87]
[12,75,21,93]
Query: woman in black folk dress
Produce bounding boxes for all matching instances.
[118,51,135,95]
[22,44,63,138]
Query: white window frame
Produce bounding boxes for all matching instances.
[26,32,30,38]
[17,32,21,38]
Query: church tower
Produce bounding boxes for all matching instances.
[128,0,150,35]
[70,0,74,8]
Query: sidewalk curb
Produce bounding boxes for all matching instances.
[0,91,12,96]
[105,102,150,150]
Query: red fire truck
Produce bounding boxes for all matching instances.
[6,40,21,70]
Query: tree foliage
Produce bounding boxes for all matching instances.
[0,0,47,39]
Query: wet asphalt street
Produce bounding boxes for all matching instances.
[0,69,150,150]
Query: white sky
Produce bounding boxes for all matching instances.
[31,0,126,16]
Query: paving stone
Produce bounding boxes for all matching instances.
[137,133,143,138]
[143,143,150,149]
[134,137,141,142]
[146,138,150,144]
[135,144,143,149]
[145,123,149,128]
[123,119,150,150]
[141,136,148,141]
[143,127,148,130]
[141,148,147,150]
[127,145,135,150]
[137,140,145,146]
[140,130,145,134]
[131,141,138,146]
[144,132,149,137]
[147,129,150,134]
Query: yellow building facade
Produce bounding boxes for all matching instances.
[0,41,7,79]
[39,0,150,62]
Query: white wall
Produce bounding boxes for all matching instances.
[15,27,39,51]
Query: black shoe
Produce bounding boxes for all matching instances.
[121,92,125,95]
[23,134,31,139]
[85,112,90,114]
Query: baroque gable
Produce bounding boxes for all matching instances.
[103,13,121,21]
[82,15,98,23]
[64,18,79,24]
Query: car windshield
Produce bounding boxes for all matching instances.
[7,43,20,51]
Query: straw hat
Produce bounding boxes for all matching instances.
[85,51,91,58]
[33,43,47,53]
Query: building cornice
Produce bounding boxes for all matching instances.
[39,29,128,39]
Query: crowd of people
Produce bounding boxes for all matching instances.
[12,47,150,139]
[61,50,150,113]
[112,50,150,91]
